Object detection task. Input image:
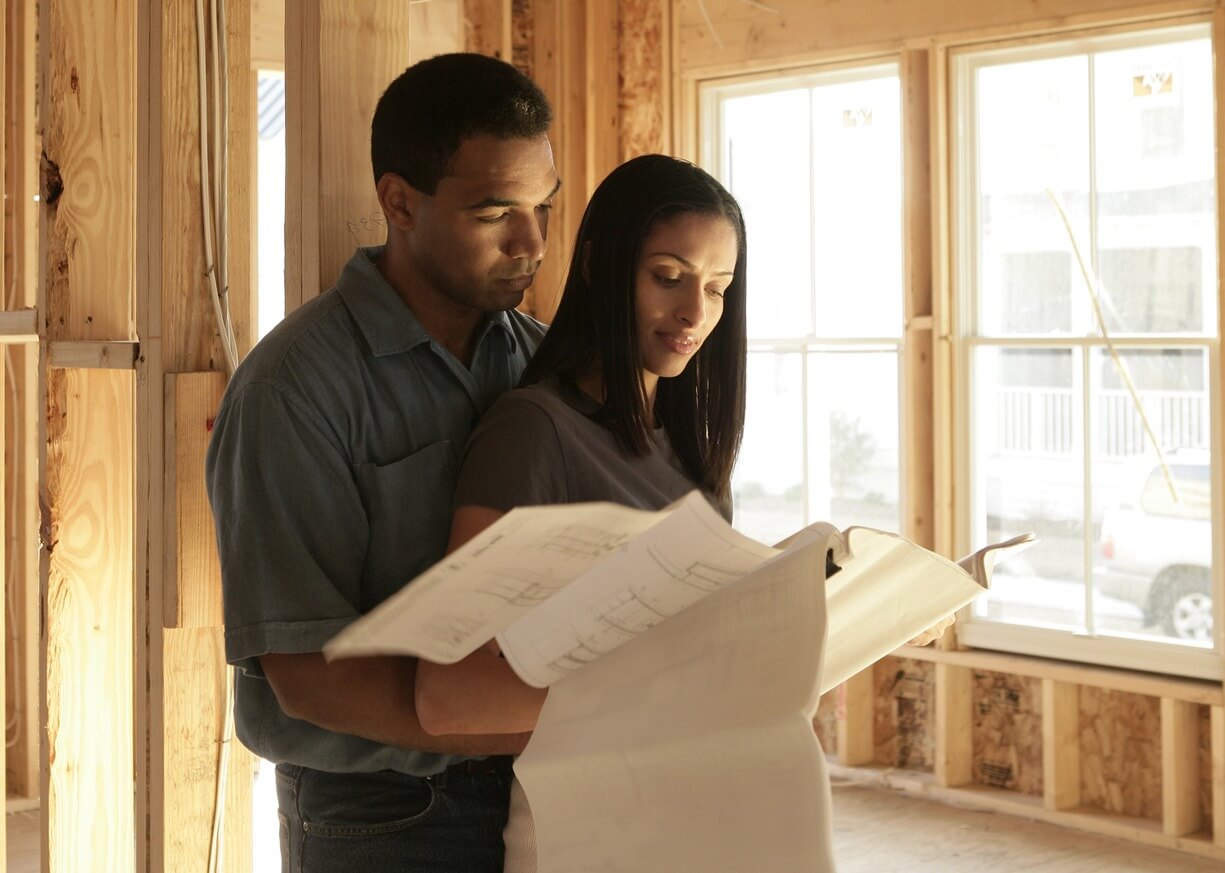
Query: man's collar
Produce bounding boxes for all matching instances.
[336,246,518,357]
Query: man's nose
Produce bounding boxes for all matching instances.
[507,211,547,263]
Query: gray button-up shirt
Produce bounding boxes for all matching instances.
[206,246,545,775]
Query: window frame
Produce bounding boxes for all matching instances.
[698,60,912,538]
[949,20,1225,680]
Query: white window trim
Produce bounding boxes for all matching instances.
[951,22,1224,680]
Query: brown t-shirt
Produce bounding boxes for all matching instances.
[453,378,731,521]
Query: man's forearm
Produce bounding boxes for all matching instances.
[260,652,531,755]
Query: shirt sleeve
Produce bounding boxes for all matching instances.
[206,380,367,674]
[453,392,569,511]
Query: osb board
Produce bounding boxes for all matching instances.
[874,656,934,772]
[814,690,837,753]
[619,0,666,160]
[971,670,1043,796]
[1200,705,1213,838]
[1080,686,1162,821]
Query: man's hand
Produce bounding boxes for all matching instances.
[907,613,956,647]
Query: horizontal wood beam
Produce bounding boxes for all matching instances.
[897,645,1224,706]
[0,308,38,342]
[49,341,139,370]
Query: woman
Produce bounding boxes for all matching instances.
[414,153,750,869]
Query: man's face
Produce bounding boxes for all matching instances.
[406,134,560,314]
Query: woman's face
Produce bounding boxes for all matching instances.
[634,212,738,396]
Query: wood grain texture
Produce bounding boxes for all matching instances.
[676,0,1211,74]
[285,1,410,309]
[935,662,972,786]
[836,668,875,766]
[1080,687,1162,821]
[43,368,136,873]
[1043,678,1081,811]
[465,0,512,61]
[3,0,38,801]
[584,0,620,195]
[1212,706,1225,846]
[251,0,284,69]
[44,0,136,342]
[618,0,667,160]
[1161,698,1204,836]
[411,0,464,65]
[972,670,1043,796]
[163,372,226,628]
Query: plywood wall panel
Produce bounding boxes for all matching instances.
[1080,687,1162,821]
[873,656,935,772]
[972,670,1043,796]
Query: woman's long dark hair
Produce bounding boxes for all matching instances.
[523,154,748,501]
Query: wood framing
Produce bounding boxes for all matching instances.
[934,663,972,786]
[4,0,39,802]
[465,0,513,61]
[1042,679,1081,811]
[284,2,411,312]
[1162,699,1204,836]
[836,669,875,766]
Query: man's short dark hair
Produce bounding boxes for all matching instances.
[371,53,553,194]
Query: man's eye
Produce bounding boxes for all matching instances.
[537,203,553,212]
[478,213,509,225]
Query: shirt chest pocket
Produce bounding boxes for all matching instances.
[354,440,456,610]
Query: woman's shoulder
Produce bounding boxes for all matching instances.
[489,378,595,425]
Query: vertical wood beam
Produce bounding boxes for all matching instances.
[1042,678,1081,811]
[3,0,39,802]
[836,669,875,767]
[152,2,257,871]
[285,2,411,312]
[43,0,138,869]
[1161,698,1203,836]
[899,49,935,558]
[1211,705,1225,847]
[465,0,512,62]
[526,0,581,323]
[584,0,620,195]
[934,663,973,786]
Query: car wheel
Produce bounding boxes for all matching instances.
[1159,570,1213,642]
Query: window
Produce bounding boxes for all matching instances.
[702,64,905,547]
[954,25,1220,677]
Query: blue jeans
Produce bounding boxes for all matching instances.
[276,760,514,872]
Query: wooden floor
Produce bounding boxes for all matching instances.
[7,784,1223,871]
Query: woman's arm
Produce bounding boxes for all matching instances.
[414,504,549,736]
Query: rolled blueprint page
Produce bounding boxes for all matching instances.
[515,533,835,873]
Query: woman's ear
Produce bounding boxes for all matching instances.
[376,173,417,231]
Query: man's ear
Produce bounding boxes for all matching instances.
[376,173,419,231]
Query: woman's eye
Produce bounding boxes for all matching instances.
[654,274,681,287]
[706,287,726,299]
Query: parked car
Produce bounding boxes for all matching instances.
[1096,451,1214,642]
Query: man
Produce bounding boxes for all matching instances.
[206,53,560,872]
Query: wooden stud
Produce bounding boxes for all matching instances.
[1162,698,1203,836]
[43,369,136,873]
[465,0,513,61]
[410,0,464,65]
[251,0,285,70]
[899,49,936,560]
[48,341,139,369]
[0,308,37,342]
[163,372,227,629]
[837,668,876,766]
[618,0,669,160]
[1042,678,1081,811]
[1211,706,1225,847]
[584,0,620,195]
[935,662,973,786]
[4,0,40,802]
[284,1,411,312]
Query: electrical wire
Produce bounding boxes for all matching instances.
[195,0,239,868]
